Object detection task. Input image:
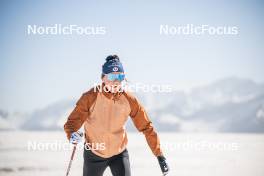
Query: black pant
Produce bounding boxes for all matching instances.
[83,148,131,176]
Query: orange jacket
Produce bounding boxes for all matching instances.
[64,83,163,158]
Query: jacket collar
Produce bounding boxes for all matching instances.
[100,82,123,100]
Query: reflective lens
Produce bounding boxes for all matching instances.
[106,73,125,81]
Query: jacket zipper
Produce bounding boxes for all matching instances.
[107,96,113,156]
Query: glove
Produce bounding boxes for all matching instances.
[69,131,83,144]
[157,155,169,175]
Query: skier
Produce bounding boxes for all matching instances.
[64,55,169,176]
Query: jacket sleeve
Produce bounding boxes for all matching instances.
[63,93,90,140]
[126,93,163,156]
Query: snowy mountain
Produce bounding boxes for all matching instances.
[146,77,264,132]
[21,100,75,130]
[0,110,28,130]
[1,77,264,133]
[0,110,12,130]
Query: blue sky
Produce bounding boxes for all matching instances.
[0,0,263,112]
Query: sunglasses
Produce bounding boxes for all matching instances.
[106,73,125,82]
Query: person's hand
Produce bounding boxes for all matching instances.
[69,131,83,144]
[157,155,169,175]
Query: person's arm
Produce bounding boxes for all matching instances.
[125,92,169,175]
[125,92,162,156]
[64,92,91,140]
[64,93,89,140]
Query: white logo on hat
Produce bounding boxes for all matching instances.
[113,67,118,72]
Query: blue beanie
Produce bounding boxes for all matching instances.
[102,55,124,74]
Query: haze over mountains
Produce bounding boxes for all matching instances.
[1,77,264,133]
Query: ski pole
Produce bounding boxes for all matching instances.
[65,131,83,176]
[65,143,77,176]
[66,131,83,176]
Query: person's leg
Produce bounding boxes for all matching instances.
[108,149,131,176]
[83,148,108,176]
